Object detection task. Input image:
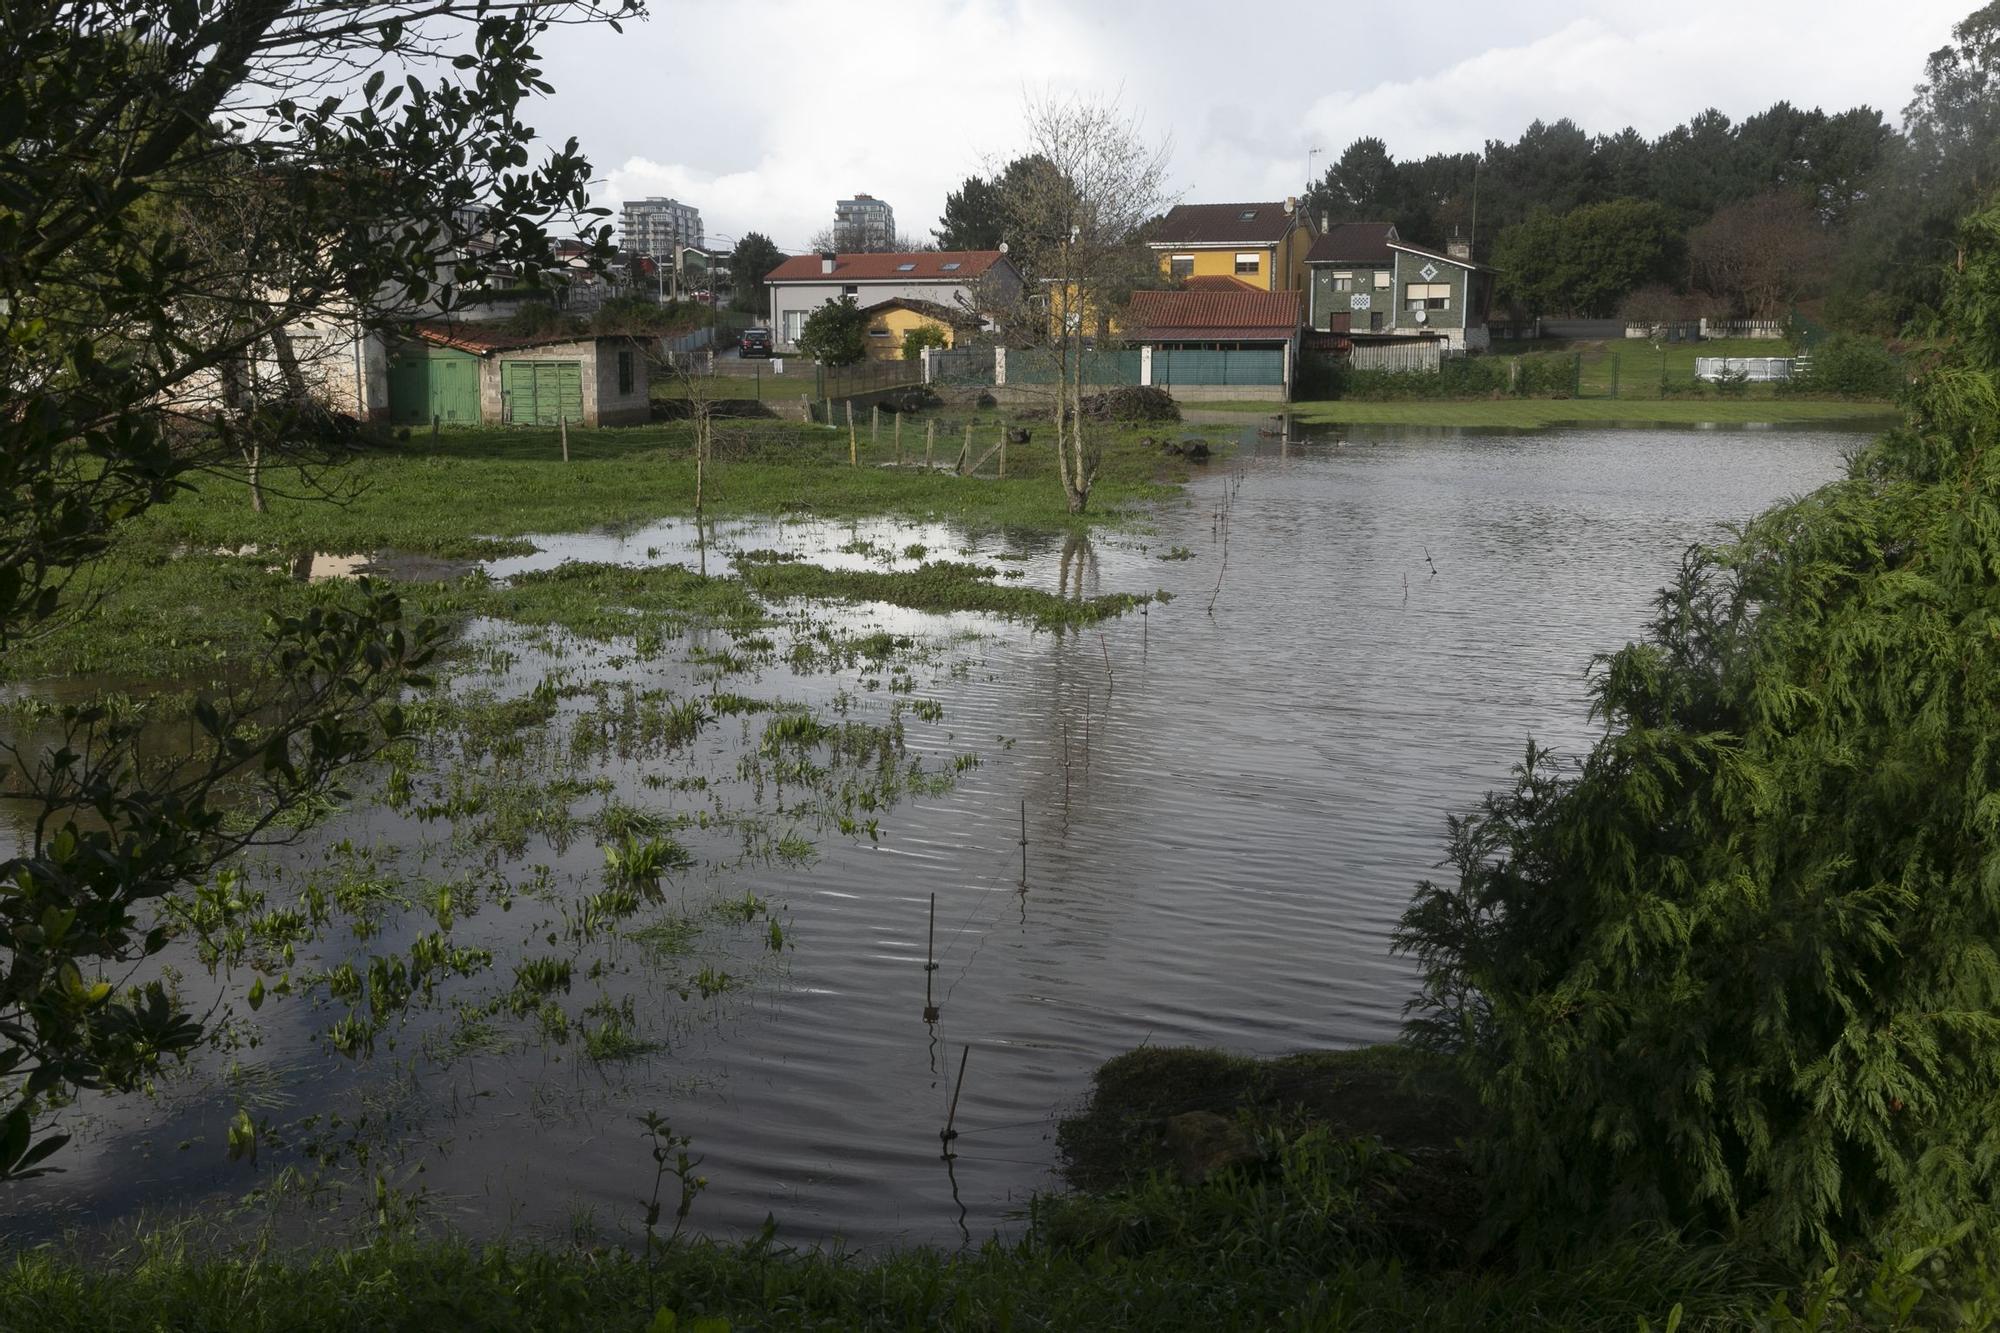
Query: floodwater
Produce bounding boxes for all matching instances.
[2,421,1864,1253]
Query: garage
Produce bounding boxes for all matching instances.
[502,360,584,426]
[387,343,481,426]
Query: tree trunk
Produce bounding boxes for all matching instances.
[243,442,265,513]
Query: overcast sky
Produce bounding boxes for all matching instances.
[529,0,1976,253]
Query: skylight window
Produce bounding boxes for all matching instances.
[896,262,917,271]
[940,262,961,271]
[1239,210,1258,220]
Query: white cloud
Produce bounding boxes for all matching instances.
[529,0,1973,255]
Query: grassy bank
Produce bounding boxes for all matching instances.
[8,1043,1976,1330]
[1202,397,1895,429]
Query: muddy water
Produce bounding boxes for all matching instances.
[4,423,1861,1252]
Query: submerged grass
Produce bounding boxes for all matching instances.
[736,553,1156,630]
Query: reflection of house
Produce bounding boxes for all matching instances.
[1146,200,1318,293]
[387,322,650,427]
[1305,222,1399,333]
[1126,288,1302,398]
[763,250,1023,352]
[857,298,979,361]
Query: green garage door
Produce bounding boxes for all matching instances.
[387,345,481,426]
[502,360,583,426]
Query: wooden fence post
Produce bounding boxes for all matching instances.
[894,412,904,463]
[925,420,936,467]
[958,422,971,475]
[998,423,1007,478]
[871,404,880,445]
[846,399,857,467]
[559,416,568,463]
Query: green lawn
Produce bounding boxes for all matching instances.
[1489,335,1799,400]
[1203,397,1897,429]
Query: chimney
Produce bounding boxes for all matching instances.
[1284,196,1297,214]
[1446,231,1471,262]
[1319,212,1329,234]
[819,251,836,275]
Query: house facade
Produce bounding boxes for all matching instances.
[857,298,977,361]
[1126,288,1302,400]
[763,250,1023,352]
[1305,222,1400,334]
[1147,200,1317,293]
[1385,240,1495,350]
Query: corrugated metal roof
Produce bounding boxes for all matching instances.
[764,250,1007,283]
[1306,222,1398,265]
[1129,288,1301,336]
[1150,202,1301,246]
[409,320,632,354]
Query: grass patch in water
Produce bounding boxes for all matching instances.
[736,554,1155,629]
[1203,397,1896,429]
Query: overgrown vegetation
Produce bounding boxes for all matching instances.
[1393,197,2000,1275]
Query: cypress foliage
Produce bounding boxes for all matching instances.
[1396,198,2000,1262]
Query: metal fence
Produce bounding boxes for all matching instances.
[819,358,924,398]
[1539,318,1627,340]
[1696,356,1794,383]
[1349,341,1441,373]
[928,347,994,387]
[1153,348,1283,385]
[1005,348,1143,385]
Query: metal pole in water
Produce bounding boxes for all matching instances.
[941,1045,970,1159]
[1018,799,1028,891]
[923,892,940,1022]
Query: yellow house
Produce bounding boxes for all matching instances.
[858,297,979,361]
[1146,199,1318,292]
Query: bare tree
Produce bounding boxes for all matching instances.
[1002,93,1172,515]
[1690,191,1835,320]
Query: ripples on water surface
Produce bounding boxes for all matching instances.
[4,423,1861,1251]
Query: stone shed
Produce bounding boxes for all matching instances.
[395,322,651,428]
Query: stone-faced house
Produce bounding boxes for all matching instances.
[763,250,1023,353]
[1146,200,1318,293]
[1305,222,1400,333]
[1305,226,1496,351]
[390,322,651,427]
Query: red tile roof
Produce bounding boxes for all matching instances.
[1183,274,1260,292]
[1150,202,1303,246]
[1306,222,1398,265]
[1129,289,1301,339]
[763,250,1008,283]
[410,320,641,354]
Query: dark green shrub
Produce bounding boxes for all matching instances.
[1795,333,1903,398]
[1395,200,2000,1263]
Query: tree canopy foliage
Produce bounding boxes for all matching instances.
[1492,200,1682,318]
[727,231,784,313]
[934,155,1057,250]
[1396,193,2000,1262]
[796,296,869,366]
[1299,7,2000,333]
[0,0,630,1179]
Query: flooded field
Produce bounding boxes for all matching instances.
[2,422,1861,1253]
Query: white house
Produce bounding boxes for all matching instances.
[763,250,1024,352]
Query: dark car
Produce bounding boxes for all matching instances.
[738,328,773,357]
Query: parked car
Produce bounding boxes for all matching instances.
[738,328,773,357]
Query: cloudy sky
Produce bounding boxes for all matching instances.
[528,0,1975,253]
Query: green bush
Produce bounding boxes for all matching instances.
[1793,333,1903,398]
[1394,199,2000,1264]
[900,324,949,362]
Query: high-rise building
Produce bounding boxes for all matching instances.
[620,197,704,259]
[834,194,896,252]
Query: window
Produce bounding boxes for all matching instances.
[896,262,917,271]
[1234,253,1260,275]
[1373,270,1391,290]
[941,261,962,271]
[868,327,891,337]
[1238,210,1258,221]
[618,349,633,395]
[1170,254,1194,278]
[1369,311,1384,332]
[1331,271,1354,293]
[842,285,858,297]
[1404,282,1451,311]
[783,309,807,342]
